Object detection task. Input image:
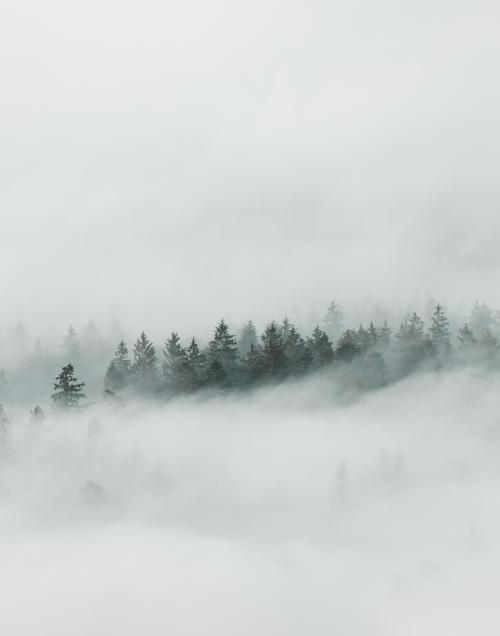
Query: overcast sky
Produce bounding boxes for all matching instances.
[2,0,500,337]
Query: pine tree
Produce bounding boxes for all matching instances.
[51,364,86,409]
[335,329,360,362]
[241,343,263,385]
[162,332,189,394]
[323,301,344,342]
[308,326,334,367]
[281,320,312,375]
[207,320,239,385]
[238,321,258,355]
[259,322,287,379]
[186,338,206,391]
[132,332,158,392]
[429,304,451,357]
[104,340,131,391]
[377,321,392,348]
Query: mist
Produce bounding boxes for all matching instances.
[2,0,500,333]
[0,371,499,635]
[2,0,500,632]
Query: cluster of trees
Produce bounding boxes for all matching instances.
[4,300,500,414]
[92,302,500,403]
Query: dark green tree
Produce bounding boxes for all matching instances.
[207,320,239,385]
[259,322,287,379]
[335,329,360,362]
[162,332,189,394]
[132,332,158,392]
[281,320,312,375]
[51,364,86,409]
[186,338,206,391]
[308,326,334,367]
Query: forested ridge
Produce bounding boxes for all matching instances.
[1,300,500,414]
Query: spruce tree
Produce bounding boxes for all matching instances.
[281,320,312,375]
[238,321,258,355]
[335,329,360,362]
[207,320,239,385]
[162,332,189,394]
[429,304,451,357]
[132,332,158,392]
[259,322,287,379]
[308,326,334,367]
[377,321,392,348]
[104,340,131,391]
[323,301,344,342]
[186,338,206,391]
[51,364,86,409]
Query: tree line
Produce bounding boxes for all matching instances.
[40,301,500,410]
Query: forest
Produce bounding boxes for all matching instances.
[1,300,500,417]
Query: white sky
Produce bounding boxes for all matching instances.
[1,0,500,336]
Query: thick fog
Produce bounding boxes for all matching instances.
[2,0,500,334]
[1,372,500,635]
[2,0,500,633]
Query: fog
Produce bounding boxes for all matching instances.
[2,0,500,632]
[0,370,499,634]
[2,0,500,333]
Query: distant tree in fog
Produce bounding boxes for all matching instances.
[51,364,86,409]
[132,332,158,392]
[62,325,80,362]
[104,340,131,392]
[162,332,190,394]
[323,301,344,342]
[429,304,451,359]
[238,321,258,355]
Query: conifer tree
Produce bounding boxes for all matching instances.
[162,332,189,394]
[104,340,131,391]
[308,326,334,367]
[51,364,86,409]
[238,321,258,355]
[259,322,287,379]
[335,329,359,362]
[207,320,239,385]
[377,321,392,348]
[242,343,263,385]
[323,301,344,342]
[429,304,451,357]
[132,332,158,392]
[281,320,312,375]
[186,338,206,391]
